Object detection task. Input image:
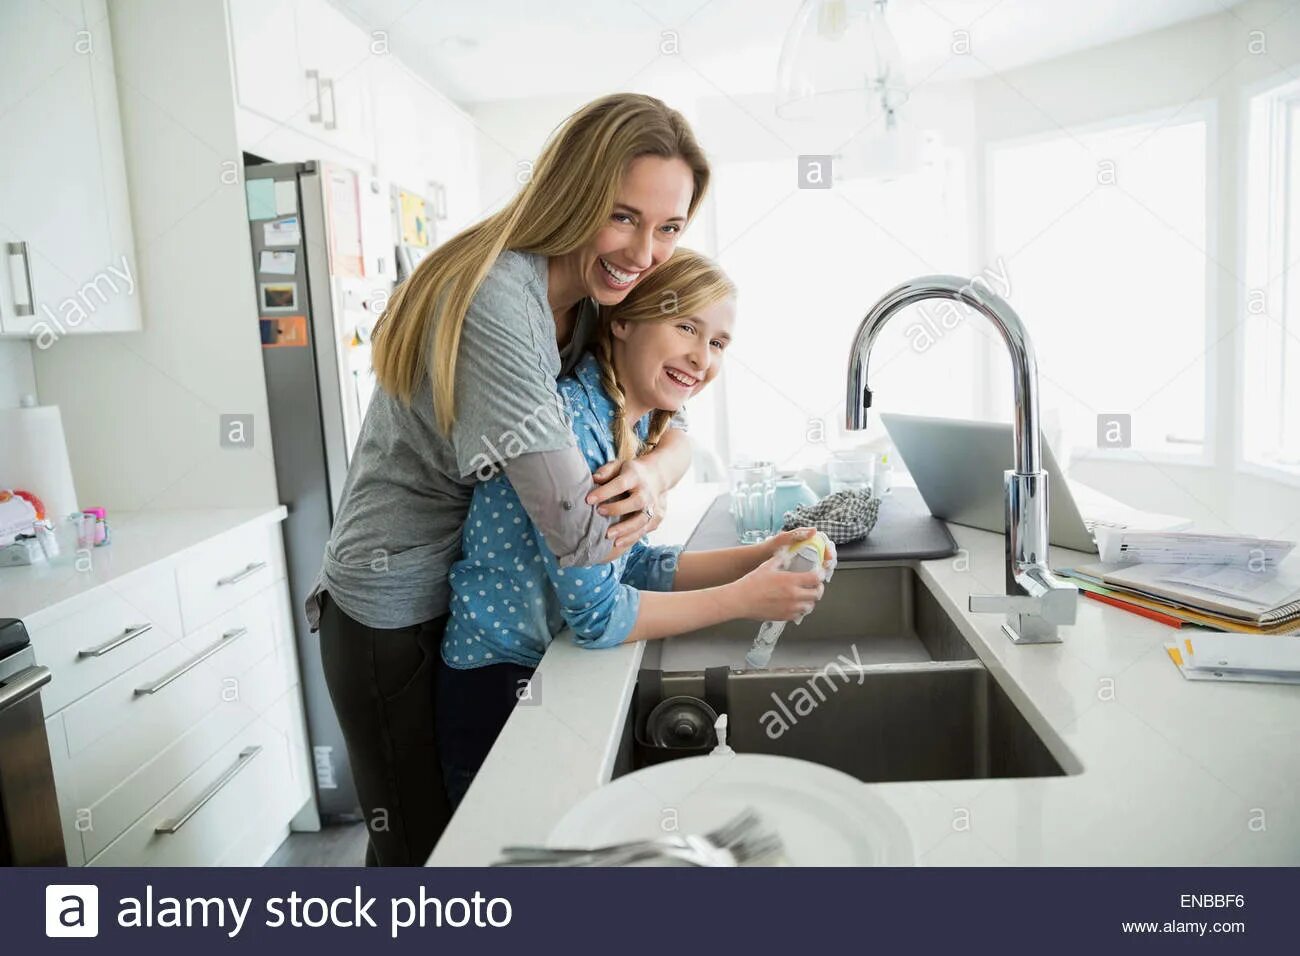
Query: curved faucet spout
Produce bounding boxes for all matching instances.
[845,274,1077,644]
[846,274,1041,474]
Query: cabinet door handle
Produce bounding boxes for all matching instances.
[0,665,51,713]
[305,69,322,123]
[133,627,247,697]
[321,77,337,130]
[5,241,35,316]
[436,182,448,220]
[217,561,267,587]
[154,745,262,834]
[78,623,153,659]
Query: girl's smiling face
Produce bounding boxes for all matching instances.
[611,296,736,420]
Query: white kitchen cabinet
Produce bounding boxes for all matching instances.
[228,0,375,165]
[227,0,308,134]
[372,57,481,245]
[296,0,376,162]
[0,0,141,338]
[28,514,315,866]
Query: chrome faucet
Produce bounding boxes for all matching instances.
[845,275,1078,644]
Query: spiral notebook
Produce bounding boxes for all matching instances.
[1073,561,1300,626]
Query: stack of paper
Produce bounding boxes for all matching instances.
[1058,529,1300,684]
[1066,561,1300,630]
[1164,633,1300,685]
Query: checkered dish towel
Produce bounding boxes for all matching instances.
[781,489,881,544]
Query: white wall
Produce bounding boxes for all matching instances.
[971,0,1300,535]
[31,0,279,512]
[0,341,37,407]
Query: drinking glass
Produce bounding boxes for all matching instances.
[730,460,776,543]
[827,449,875,495]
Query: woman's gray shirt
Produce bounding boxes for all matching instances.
[311,250,635,631]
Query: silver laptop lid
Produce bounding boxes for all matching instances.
[880,412,1097,553]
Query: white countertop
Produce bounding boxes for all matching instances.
[430,483,1300,866]
[1,506,288,623]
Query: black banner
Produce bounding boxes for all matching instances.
[4,867,1296,953]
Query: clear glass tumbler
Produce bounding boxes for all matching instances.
[730,460,777,543]
[827,449,875,495]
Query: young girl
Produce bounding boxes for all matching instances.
[436,249,833,806]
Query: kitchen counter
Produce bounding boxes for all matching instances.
[429,483,1300,866]
[0,506,288,624]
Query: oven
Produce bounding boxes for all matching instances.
[0,618,66,866]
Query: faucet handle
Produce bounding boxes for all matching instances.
[969,585,1077,645]
[968,593,1042,615]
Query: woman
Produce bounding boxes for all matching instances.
[436,249,832,807]
[310,94,708,865]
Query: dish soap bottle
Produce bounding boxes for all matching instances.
[876,453,894,496]
[745,531,831,668]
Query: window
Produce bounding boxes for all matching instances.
[987,111,1211,461]
[1242,78,1300,477]
[709,144,976,471]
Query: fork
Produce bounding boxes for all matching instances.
[494,808,781,867]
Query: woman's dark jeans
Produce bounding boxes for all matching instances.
[317,591,451,866]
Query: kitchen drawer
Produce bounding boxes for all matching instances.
[175,521,285,633]
[61,587,278,766]
[44,713,84,866]
[86,713,296,867]
[79,690,263,861]
[30,560,184,716]
[58,587,301,861]
[216,685,314,866]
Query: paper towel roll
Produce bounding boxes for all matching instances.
[0,405,80,522]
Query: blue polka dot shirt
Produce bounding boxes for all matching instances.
[441,351,683,670]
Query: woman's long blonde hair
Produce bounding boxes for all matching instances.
[371,93,710,433]
[596,248,736,462]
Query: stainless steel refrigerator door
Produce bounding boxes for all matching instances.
[246,162,361,822]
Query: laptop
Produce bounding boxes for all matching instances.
[880,413,1192,554]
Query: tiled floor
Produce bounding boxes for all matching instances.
[265,822,369,866]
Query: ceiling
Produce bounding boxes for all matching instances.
[333,0,1246,104]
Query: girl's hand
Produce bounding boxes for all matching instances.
[726,552,825,622]
[765,527,838,578]
[587,458,667,548]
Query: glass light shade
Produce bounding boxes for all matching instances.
[776,0,908,124]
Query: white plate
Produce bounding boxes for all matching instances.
[548,754,914,866]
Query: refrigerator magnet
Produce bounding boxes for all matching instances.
[259,249,296,275]
[260,281,298,311]
[260,316,308,348]
[264,216,301,246]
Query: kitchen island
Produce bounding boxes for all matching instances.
[429,483,1300,866]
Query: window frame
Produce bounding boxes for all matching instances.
[1237,71,1300,487]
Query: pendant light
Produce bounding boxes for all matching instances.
[776,0,919,178]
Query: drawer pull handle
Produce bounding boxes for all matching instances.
[217,561,267,587]
[78,623,153,659]
[154,745,263,835]
[5,241,36,316]
[133,627,248,697]
[305,69,322,123]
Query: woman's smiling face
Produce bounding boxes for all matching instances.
[567,155,695,305]
[611,296,736,418]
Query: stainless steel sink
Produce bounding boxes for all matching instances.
[655,564,978,672]
[620,566,1080,784]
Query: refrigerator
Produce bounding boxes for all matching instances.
[242,159,392,821]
